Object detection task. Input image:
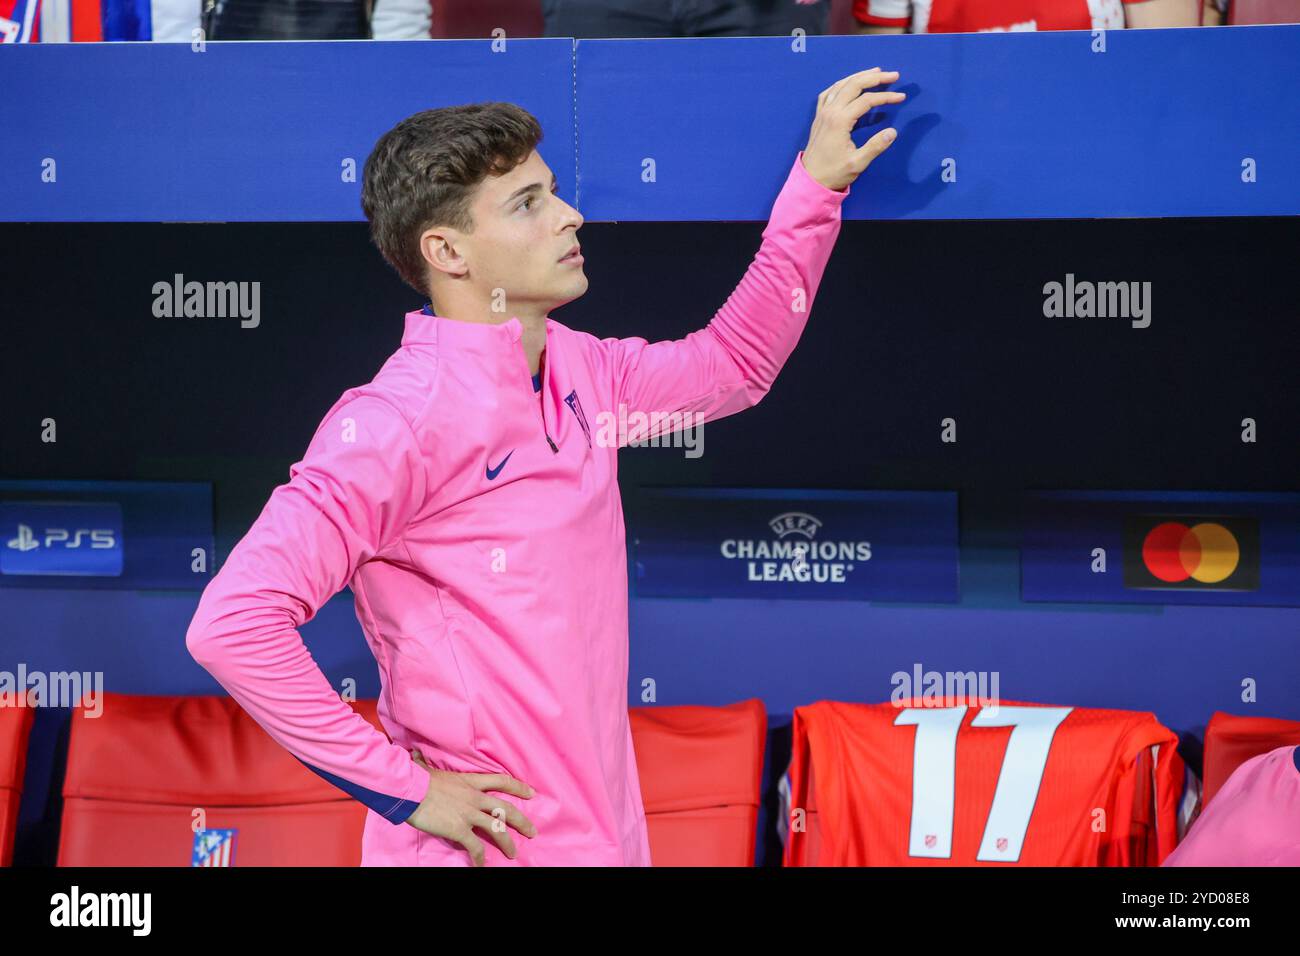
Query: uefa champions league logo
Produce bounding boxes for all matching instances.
[718,512,871,584]
[767,511,822,540]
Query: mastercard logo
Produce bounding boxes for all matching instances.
[1123,515,1258,591]
[1141,521,1239,583]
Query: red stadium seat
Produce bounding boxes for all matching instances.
[630,698,767,866]
[58,692,767,865]
[1202,710,1300,806]
[57,693,395,866]
[0,702,37,867]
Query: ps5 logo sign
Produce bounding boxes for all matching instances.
[0,503,124,577]
[7,525,117,551]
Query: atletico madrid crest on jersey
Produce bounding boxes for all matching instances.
[564,389,592,447]
[191,828,237,867]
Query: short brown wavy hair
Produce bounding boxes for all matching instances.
[361,102,544,298]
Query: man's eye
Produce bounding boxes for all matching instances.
[520,187,556,212]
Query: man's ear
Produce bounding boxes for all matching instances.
[421,227,467,280]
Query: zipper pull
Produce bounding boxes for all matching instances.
[546,435,558,453]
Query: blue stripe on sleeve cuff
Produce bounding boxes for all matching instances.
[294,756,420,824]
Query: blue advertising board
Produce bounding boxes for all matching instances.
[633,488,958,602]
[0,480,213,590]
[1021,490,1300,607]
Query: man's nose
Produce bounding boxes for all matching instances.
[559,200,583,230]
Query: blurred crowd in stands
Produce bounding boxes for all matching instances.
[2,0,1295,44]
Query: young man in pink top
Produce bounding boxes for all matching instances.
[1163,746,1300,866]
[185,71,904,866]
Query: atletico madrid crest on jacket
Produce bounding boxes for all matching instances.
[564,389,592,447]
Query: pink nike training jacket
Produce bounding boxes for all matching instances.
[184,151,848,865]
[1162,745,1300,866]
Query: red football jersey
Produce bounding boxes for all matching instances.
[784,698,1185,866]
[1202,710,1300,805]
[852,0,1136,33]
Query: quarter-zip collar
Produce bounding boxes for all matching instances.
[405,303,559,348]
[404,303,553,352]
[408,304,559,453]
